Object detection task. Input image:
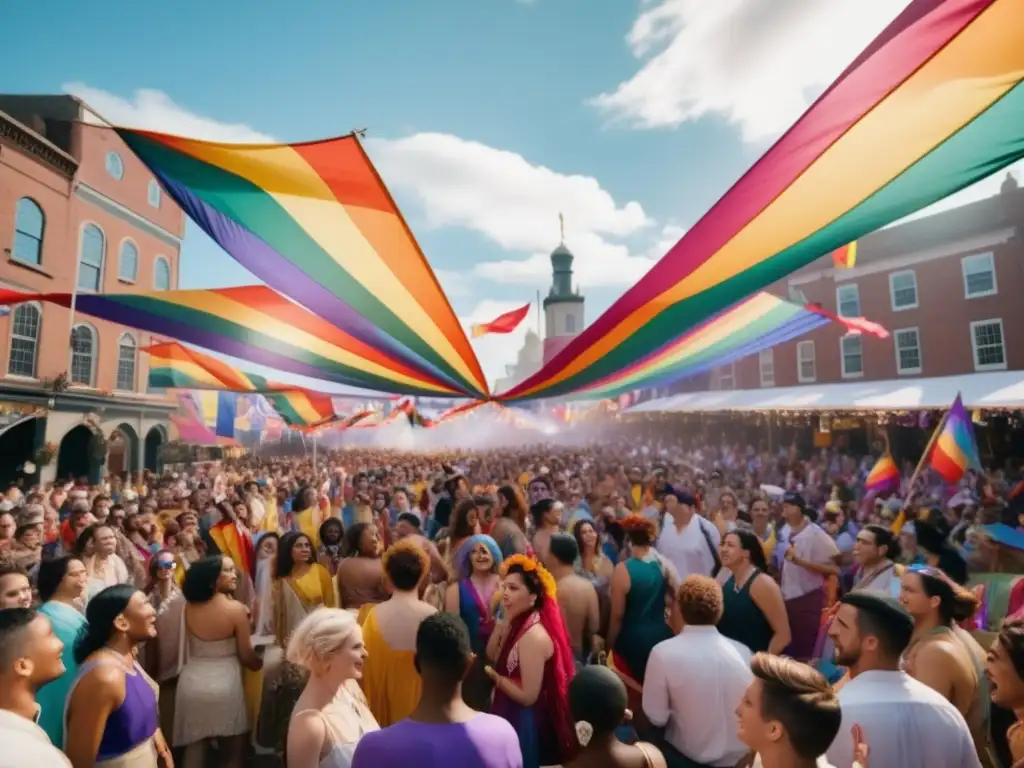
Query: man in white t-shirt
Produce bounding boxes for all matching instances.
[655,486,721,582]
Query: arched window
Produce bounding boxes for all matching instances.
[565,313,576,334]
[154,257,171,290]
[13,198,45,266]
[7,303,41,378]
[70,323,97,386]
[147,179,161,208]
[78,224,105,291]
[116,333,137,391]
[118,239,138,282]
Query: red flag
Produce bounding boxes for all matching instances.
[832,241,857,269]
[804,303,889,338]
[471,303,530,338]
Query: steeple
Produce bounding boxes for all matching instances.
[549,213,576,299]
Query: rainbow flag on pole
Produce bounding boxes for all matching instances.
[865,454,900,494]
[928,394,981,484]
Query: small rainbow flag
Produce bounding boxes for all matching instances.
[865,454,900,494]
[832,241,857,269]
[928,394,981,484]
[471,303,530,339]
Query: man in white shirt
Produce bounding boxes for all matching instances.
[825,591,981,768]
[655,487,721,582]
[643,575,751,767]
[0,607,72,767]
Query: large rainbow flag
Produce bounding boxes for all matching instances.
[501,0,1024,401]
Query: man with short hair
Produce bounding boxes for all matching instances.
[0,608,72,766]
[643,575,752,767]
[825,591,980,768]
[352,613,522,767]
[546,533,600,664]
[0,562,31,609]
[735,653,841,768]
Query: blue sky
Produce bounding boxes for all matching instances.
[4,0,1009,393]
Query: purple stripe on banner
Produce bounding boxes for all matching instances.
[151,170,467,394]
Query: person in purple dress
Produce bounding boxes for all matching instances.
[351,612,522,768]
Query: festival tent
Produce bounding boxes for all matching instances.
[625,371,1024,414]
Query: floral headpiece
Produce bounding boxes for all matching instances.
[500,553,557,600]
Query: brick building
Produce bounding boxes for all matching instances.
[707,176,1024,392]
[0,94,183,484]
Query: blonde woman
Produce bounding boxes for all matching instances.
[285,608,379,768]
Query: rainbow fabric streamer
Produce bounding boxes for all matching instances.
[929,394,982,484]
[171,393,235,446]
[112,128,487,398]
[503,0,1024,401]
[146,342,339,429]
[0,286,463,397]
[865,454,901,495]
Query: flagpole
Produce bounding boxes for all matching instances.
[898,403,953,525]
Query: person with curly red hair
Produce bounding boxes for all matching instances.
[485,554,577,768]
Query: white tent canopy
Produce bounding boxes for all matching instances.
[626,371,1024,414]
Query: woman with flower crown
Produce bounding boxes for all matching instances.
[485,554,578,768]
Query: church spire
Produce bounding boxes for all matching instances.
[559,212,565,245]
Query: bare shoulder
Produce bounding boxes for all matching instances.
[522,621,554,653]
[637,741,669,768]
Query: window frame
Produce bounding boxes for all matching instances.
[797,340,816,383]
[69,322,98,387]
[6,302,42,379]
[78,223,106,292]
[105,151,124,181]
[718,362,735,390]
[147,179,162,208]
[840,333,864,379]
[961,252,997,299]
[115,332,137,392]
[12,197,45,267]
[897,325,929,376]
[888,269,919,312]
[118,238,139,283]
[154,256,172,291]
[758,348,775,387]
[970,318,1007,372]
[835,283,861,318]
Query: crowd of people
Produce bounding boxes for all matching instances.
[0,422,1022,768]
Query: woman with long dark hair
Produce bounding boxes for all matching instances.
[490,485,530,558]
[335,522,385,611]
[486,554,577,768]
[718,529,791,655]
[64,584,168,768]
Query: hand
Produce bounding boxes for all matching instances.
[484,665,499,681]
[785,545,796,562]
[851,723,869,768]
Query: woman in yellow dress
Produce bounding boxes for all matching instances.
[358,540,437,726]
[290,487,324,550]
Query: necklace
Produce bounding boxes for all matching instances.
[732,567,756,593]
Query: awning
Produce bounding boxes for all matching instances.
[626,371,1024,414]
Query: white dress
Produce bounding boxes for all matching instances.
[300,683,378,768]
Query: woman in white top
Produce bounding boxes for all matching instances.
[285,608,379,768]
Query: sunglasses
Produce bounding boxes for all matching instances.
[907,564,940,577]
[155,560,176,570]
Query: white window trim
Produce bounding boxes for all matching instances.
[147,179,162,208]
[12,197,45,267]
[970,318,1007,372]
[840,333,864,379]
[797,340,816,383]
[961,252,997,299]
[69,322,99,388]
[758,348,775,387]
[154,256,172,291]
[893,326,923,376]
[106,151,124,181]
[888,269,919,312]
[77,221,106,293]
[117,237,139,283]
[6,301,42,380]
[718,362,735,390]
[835,283,860,318]
[115,332,137,392]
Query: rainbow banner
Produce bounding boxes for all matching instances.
[929,394,982,484]
[0,286,463,397]
[146,342,340,429]
[865,454,901,494]
[502,0,1024,401]
[111,127,487,398]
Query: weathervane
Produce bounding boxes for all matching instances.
[559,212,565,244]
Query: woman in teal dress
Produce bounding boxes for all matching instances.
[607,515,675,731]
[35,555,89,746]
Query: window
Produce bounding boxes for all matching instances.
[889,270,918,311]
[12,198,44,266]
[841,334,864,378]
[147,179,162,208]
[70,324,97,386]
[894,327,922,375]
[154,257,171,291]
[78,224,105,291]
[836,283,860,317]
[971,319,1007,371]
[7,303,41,378]
[797,341,816,383]
[759,349,775,387]
[106,151,124,180]
[718,363,735,390]
[116,334,137,391]
[962,252,997,298]
[118,240,138,282]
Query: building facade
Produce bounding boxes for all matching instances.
[542,240,585,365]
[0,95,183,485]
[707,177,1024,392]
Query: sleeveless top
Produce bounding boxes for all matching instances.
[65,656,158,760]
[614,558,673,682]
[719,569,774,654]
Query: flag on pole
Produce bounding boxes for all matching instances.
[865,454,900,494]
[471,303,530,339]
[928,394,981,484]
[832,241,857,269]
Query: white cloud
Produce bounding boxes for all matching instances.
[590,0,908,142]
[63,82,276,143]
[459,299,541,388]
[366,132,653,288]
